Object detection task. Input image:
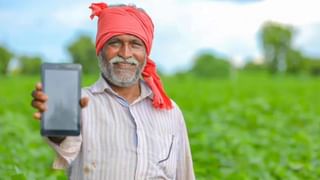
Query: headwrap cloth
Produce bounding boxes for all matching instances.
[89,2,173,110]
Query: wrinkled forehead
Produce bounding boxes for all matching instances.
[107,34,145,45]
[101,34,147,53]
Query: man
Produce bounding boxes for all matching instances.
[31,2,195,180]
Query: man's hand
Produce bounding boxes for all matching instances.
[31,82,48,119]
[31,82,89,120]
[31,82,89,144]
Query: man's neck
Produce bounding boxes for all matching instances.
[111,83,141,103]
[102,75,141,103]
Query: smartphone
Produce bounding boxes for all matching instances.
[41,63,82,136]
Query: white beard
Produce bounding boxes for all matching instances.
[98,56,146,87]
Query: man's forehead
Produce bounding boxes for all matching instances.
[108,34,143,42]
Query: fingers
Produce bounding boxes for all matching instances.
[31,90,48,102]
[31,100,47,112]
[33,112,42,120]
[31,82,48,102]
[35,82,42,91]
[32,82,46,121]
[80,97,89,108]
[32,82,46,100]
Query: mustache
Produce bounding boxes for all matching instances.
[109,56,139,65]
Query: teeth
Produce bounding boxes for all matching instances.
[115,62,135,65]
[113,61,136,65]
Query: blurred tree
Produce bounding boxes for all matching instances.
[243,61,268,72]
[260,21,293,73]
[304,58,320,76]
[67,35,98,74]
[0,45,13,75]
[191,53,231,78]
[285,49,304,74]
[19,55,42,75]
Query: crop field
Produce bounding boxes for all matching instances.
[0,73,319,179]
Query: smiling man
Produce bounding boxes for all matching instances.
[31,2,195,180]
[99,34,147,90]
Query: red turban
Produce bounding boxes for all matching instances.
[89,2,173,110]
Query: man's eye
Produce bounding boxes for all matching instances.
[108,41,120,46]
[132,42,143,48]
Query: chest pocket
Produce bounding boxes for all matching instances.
[148,134,178,179]
[158,135,175,164]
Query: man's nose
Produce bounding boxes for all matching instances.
[118,44,132,59]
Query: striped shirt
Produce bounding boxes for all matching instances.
[46,76,195,180]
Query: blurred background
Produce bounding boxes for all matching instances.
[0,0,319,179]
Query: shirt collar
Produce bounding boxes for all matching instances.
[89,75,153,100]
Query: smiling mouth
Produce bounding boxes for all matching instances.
[113,62,137,69]
[114,62,136,65]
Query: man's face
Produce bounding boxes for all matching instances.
[98,34,147,87]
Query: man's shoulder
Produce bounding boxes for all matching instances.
[80,76,110,95]
[170,99,182,111]
[81,87,93,95]
[163,99,184,120]
[80,83,104,98]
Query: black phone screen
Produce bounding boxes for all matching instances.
[41,63,81,136]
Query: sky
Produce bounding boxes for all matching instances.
[0,0,320,73]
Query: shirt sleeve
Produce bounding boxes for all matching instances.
[45,89,87,169]
[45,134,82,169]
[175,110,196,180]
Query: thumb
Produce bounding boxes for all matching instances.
[80,97,89,108]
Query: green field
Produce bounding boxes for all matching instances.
[0,73,319,179]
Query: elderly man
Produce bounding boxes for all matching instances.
[31,2,195,180]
